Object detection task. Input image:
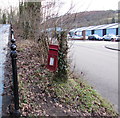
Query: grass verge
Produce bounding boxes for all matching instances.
[16,39,118,117]
[51,77,118,116]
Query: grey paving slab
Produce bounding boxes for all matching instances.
[0,24,10,117]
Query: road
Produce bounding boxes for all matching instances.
[0,24,10,117]
[69,40,118,112]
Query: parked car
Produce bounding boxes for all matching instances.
[88,34,102,40]
[116,35,120,42]
[102,34,117,41]
[70,35,84,40]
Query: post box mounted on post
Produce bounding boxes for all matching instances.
[47,45,59,72]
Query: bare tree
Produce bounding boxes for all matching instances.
[40,0,76,80]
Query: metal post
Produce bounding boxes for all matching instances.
[10,49,20,116]
[11,44,16,51]
[11,38,16,44]
[10,24,14,40]
[10,43,20,116]
[11,29,14,40]
[11,29,14,35]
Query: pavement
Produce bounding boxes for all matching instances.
[0,24,10,117]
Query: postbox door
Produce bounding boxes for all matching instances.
[47,54,58,71]
[47,45,59,71]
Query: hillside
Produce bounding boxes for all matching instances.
[46,10,118,29]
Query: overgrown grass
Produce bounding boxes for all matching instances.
[51,76,118,116]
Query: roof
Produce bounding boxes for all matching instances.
[107,23,118,29]
[69,23,118,32]
[94,23,118,30]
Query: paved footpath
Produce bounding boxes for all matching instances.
[0,24,10,117]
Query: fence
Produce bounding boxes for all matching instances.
[10,25,20,117]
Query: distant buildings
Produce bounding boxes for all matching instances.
[69,23,119,37]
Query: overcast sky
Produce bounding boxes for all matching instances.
[59,0,119,14]
[0,0,119,14]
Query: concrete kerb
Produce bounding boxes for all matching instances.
[105,46,120,51]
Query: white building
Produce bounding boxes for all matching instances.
[69,23,119,37]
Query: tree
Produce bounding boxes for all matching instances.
[54,31,68,82]
[40,0,77,81]
[0,9,1,18]
[112,17,116,23]
[19,1,42,40]
[18,0,76,81]
[2,13,6,24]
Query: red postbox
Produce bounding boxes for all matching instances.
[47,45,59,71]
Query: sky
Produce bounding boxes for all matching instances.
[58,0,119,15]
[0,0,119,15]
